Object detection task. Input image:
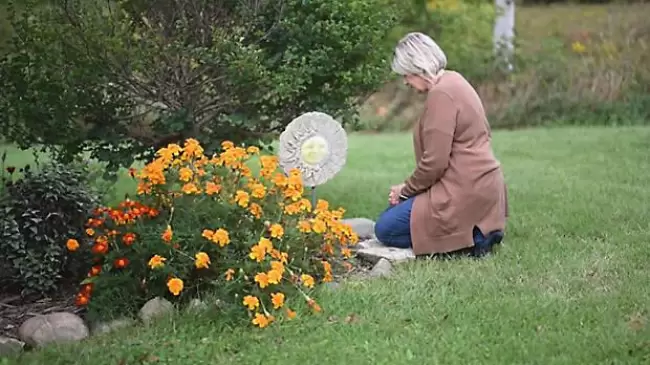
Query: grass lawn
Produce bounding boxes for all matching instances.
[4,126,650,364]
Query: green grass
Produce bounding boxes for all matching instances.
[5,126,650,364]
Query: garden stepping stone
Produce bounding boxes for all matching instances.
[356,239,415,264]
[18,312,89,347]
[342,217,376,240]
[139,297,174,324]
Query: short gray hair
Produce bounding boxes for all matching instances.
[391,32,447,79]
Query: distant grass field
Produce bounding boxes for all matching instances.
[5,126,650,364]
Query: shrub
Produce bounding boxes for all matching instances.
[71,139,358,327]
[0,0,399,171]
[0,158,99,295]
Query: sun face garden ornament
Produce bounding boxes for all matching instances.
[278,112,348,202]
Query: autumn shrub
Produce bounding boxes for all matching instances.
[0,157,99,295]
[70,138,358,327]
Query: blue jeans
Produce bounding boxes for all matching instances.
[374,198,491,250]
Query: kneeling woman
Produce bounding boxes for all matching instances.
[375,32,509,256]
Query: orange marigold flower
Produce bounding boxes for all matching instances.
[248,203,262,219]
[205,181,221,195]
[312,219,326,234]
[252,313,273,328]
[85,228,95,236]
[315,199,329,213]
[301,274,315,288]
[221,141,234,150]
[249,244,267,263]
[178,167,194,182]
[342,248,352,258]
[167,277,184,296]
[297,220,311,233]
[271,172,288,187]
[194,252,211,269]
[254,272,270,289]
[298,198,312,212]
[75,294,89,307]
[148,255,166,269]
[225,268,235,281]
[122,232,136,246]
[66,239,80,252]
[283,202,301,215]
[211,228,230,247]
[235,190,250,208]
[270,260,285,273]
[270,249,289,264]
[91,242,108,255]
[242,295,260,311]
[202,229,214,240]
[269,224,284,239]
[267,269,282,284]
[113,257,129,269]
[258,237,273,252]
[80,283,94,295]
[285,308,297,320]
[271,292,285,309]
[250,183,266,199]
[181,182,200,195]
[88,265,102,277]
[246,146,260,154]
[162,225,173,242]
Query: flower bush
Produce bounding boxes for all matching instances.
[70,138,358,327]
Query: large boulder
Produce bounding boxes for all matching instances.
[18,312,89,347]
[139,297,174,324]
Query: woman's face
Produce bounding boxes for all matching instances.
[404,74,429,93]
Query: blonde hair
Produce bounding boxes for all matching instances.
[391,32,447,80]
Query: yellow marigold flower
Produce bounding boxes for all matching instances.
[271,292,285,309]
[284,186,303,201]
[255,272,270,288]
[235,190,250,208]
[250,183,266,199]
[249,244,267,263]
[301,274,315,288]
[211,228,230,247]
[181,182,200,195]
[248,203,262,219]
[252,313,272,328]
[205,181,221,195]
[182,138,204,159]
[285,308,297,320]
[312,219,326,234]
[178,167,194,182]
[246,146,260,154]
[270,260,285,273]
[267,269,282,284]
[148,254,167,269]
[221,141,234,150]
[66,239,79,252]
[270,249,289,264]
[258,237,273,252]
[85,228,95,236]
[202,229,214,240]
[167,277,184,296]
[242,295,260,311]
[297,220,311,233]
[240,165,252,178]
[225,268,235,281]
[162,225,173,242]
[315,199,329,213]
[194,252,211,269]
[342,248,352,258]
[283,202,301,215]
[156,144,181,163]
[271,173,288,187]
[269,224,284,239]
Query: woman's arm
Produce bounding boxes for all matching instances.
[401,91,457,197]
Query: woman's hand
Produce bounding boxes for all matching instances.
[388,183,406,206]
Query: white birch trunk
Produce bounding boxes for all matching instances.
[493,0,515,71]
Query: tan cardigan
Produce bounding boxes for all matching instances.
[401,71,508,255]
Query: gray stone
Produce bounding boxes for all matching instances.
[342,218,376,240]
[18,312,89,347]
[91,318,135,335]
[139,297,174,324]
[356,239,415,264]
[369,258,393,278]
[0,336,25,355]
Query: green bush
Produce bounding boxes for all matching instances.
[0,158,99,295]
[0,0,399,172]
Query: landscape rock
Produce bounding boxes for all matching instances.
[0,336,25,355]
[356,239,415,264]
[91,318,136,335]
[139,297,174,324]
[342,218,376,240]
[18,312,89,347]
[369,258,393,278]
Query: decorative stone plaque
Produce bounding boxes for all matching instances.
[278,112,348,187]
